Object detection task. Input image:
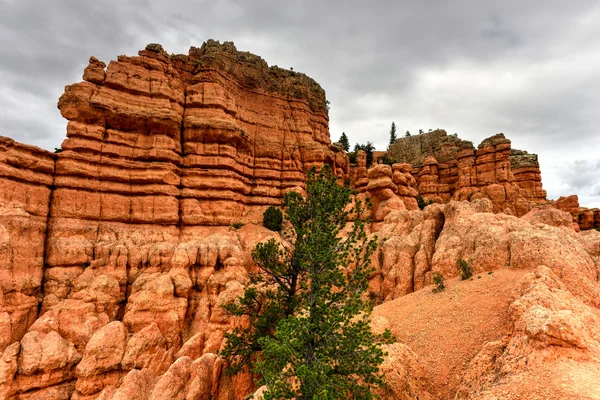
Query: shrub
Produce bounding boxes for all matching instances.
[230,222,244,230]
[432,272,445,293]
[263,206,283,231]
[54,148,63,153]
[458,258,473,280]
[378,154,397,166]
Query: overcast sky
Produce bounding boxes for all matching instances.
[1,0,599,207]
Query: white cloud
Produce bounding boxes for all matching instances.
[1,0,600,206]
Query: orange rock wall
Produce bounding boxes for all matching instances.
[0,137,55,349]
[554,194,600,231]
[0,41,348,399]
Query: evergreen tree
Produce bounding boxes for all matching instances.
[389,122,397,145]
[338,132,350,152]
[405,130,411,137]
[221,165,393,399]
[363,141,375,167]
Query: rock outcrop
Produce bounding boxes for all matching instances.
[553,194,600,231]
[57,41,347,228]
[0,137,55,350]
[456,265,600,399]
[387,130,548,216]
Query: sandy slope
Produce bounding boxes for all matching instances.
[373,268,527,399]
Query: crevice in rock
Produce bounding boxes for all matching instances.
[177,86,187,239]
[38,152,58,319]
[434,212,446,243]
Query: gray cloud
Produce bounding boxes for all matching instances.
[1,0,599,206]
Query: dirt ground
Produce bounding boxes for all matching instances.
[372,268,528,399]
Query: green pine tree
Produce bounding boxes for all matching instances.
[362,142,375,167]
[389,122,397,145]
[338,132,350,152]
[220,165,393,399]
[405,130,411,137]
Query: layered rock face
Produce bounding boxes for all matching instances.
[387,130,548,216]
[0,137,55,350]
[553,194,600,231]
[0,41,348,400]
[58,41,347,228]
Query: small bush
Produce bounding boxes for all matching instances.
[263,206,283,232]
[595,227,600,232]
[417,195,433,210]
[54,148,63,153]
[458,258,473,280]
[432,273,445,293]
[348,152,357,164]
[230,222,244,230]
[378,154,397,166]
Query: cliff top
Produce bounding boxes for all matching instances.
[388,130,541,169]
[141,41,328,113]
[387,129,474,166]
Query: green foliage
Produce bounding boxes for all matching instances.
[230,222,244,230]
[416,195,433,210]
[351,142,375,166]
[54,148,63,153]
[594,227,600,232]
[432,273,445,293]
[457,258,473,280]
[405,130,411,137]
[389,122,397,145]
[348,151,357,164]
[221,165,393,399]
[378,154,397,166]
[338,132,350,152]
[263,206,283,232]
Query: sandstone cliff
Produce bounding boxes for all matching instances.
[0,41,347,399]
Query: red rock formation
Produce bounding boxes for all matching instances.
[510,149,547,203]
[0,137,54,351]
[392,163,419,210]
[0,41,347,399]
[1,41,599,400]
[554,194,600,231]
[386,130,549,216]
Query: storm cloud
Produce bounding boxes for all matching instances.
[1,0,599,206]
